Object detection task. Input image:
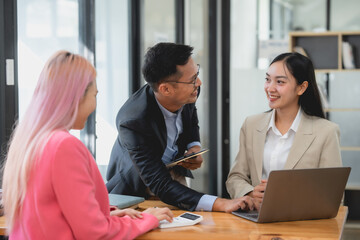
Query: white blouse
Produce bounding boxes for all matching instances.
[262,108,302,179]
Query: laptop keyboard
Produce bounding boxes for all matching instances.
[233,210,259,221]
[244,213,259,218]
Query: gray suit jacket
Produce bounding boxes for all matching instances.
[226,110,342,199]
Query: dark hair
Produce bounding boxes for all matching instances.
[142,42,194,91]
[270,52,325,119]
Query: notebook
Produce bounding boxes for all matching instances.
[232,167,351,223]
[108,194,145,209]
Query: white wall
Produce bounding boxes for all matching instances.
[229,1,268,165]
[230,0,258,69]
[229,69,268,165]
[331,0,360,31]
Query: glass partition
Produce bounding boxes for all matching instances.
[186,0,209,193]
[331,0,360,31]
[95,0,129,179]
[230,0,260,164]
[17,0,79,119]
[142,0,176,85]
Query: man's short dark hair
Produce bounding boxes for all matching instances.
[142,42,194,91]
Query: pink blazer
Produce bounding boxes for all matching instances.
[11,130,158,240]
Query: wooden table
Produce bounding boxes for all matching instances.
[0,215,5,236]
[0,202,348,239]
[136,201,348,240]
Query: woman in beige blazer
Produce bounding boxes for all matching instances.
[226,53,342,209]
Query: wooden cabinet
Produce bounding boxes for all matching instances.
[289,31,360,72]
[289,32,360,191]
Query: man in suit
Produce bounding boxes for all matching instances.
[106,42,254,212]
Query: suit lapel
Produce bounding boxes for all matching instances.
[148,89,167,149]
[284,113,315,169]
[253,112,272,181]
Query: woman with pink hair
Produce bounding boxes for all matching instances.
[2,51,173,239]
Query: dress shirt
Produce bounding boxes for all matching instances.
[262,108,302,179]
[156,99,201,164]
[156,99,215,211]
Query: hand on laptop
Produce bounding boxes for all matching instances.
[178,146,203,170]
[212,196,255,213]
[247,179,267,210]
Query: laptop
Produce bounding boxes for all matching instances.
[232,167,351,223]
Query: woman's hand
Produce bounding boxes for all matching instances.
[143,207,174,222]
[247,179,267,210]
[110,208,143,219]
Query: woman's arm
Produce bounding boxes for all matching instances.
[226,119,255,198]
[319,124,342,168]
[52,136,159,239]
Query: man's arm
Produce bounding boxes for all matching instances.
[212,196,255,213]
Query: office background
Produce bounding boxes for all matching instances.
[1,0,360,235]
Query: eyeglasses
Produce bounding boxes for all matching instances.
[164,64,200,86]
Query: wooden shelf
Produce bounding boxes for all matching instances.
[290,32,360,191]
[324,108,360,112]
[340,147,360,152]
[289,31,360,71]
[315,69,360,73]
[346,185,360,191]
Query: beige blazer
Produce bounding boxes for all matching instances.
[226,111,342,199]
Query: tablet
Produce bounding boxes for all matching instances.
[166,149,209,168]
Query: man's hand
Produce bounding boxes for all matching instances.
[247,179,267,210]
[212,196,255,213]
[178,145,203,170]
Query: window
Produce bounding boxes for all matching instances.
[95,0,129,179]
[17,0,79,119]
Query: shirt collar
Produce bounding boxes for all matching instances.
[155,97,183,118]
[290,107,302,132]
[267,107,302,135]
